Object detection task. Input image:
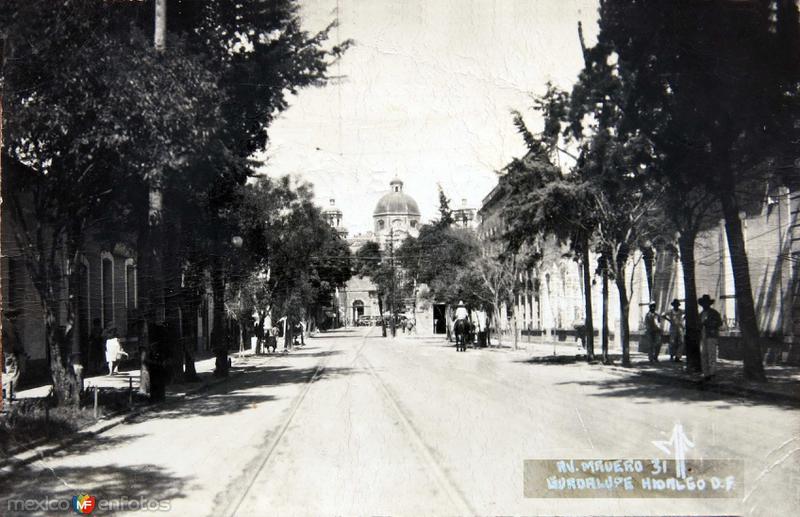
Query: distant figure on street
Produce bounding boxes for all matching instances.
[663,299,685,362]
[293,320,305,348]
[698,294,723,380]
[104,327,128,375]
[573,318,586,350]
[253,314,265,355]
[268,326,279,354]
[475,305,488,347]
[644,302,662,363]
[453,301,468,328]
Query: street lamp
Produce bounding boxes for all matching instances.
[231,235,243,248]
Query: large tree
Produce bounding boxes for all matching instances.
[1,1,222,404]
[502,90,599,360]
[596,0,800,380]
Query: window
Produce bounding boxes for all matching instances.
[101,254,114,327]
[378,220,385,230]
[125,259,137,310]
[410,220,417,228]
[78,257,90,336]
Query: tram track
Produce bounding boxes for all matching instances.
[223,339,339,517]
[223,327,475,516]
[352,345,477,516]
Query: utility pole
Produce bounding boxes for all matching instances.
[389,228,396,337]
[0,35,5,409]
[140,0,168,396]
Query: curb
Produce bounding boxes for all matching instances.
[602,364,800,405]
[0,367,241,471]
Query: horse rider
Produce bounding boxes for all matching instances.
[453,300,469,333]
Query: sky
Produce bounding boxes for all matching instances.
[257,0,599,234]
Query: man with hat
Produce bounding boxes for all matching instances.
[698,294,723,380]
[644,302,662,363]
[663,299,685,362]
[453,300,468,333]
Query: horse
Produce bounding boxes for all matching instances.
[453,319,472,352]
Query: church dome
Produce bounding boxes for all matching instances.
[373,179,421,217]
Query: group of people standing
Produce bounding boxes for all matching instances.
[251,315,306,355]
[452,301,491,347]
[643,294,723,380]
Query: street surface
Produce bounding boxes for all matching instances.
[2,328,798,516]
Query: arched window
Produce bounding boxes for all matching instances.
[378,220,385,230]
[124,258,137,310]
[78,255,91,334]
[352,300,365,321]
[100,252,114,327]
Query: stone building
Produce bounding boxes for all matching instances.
[477,178,800,362]
[372,178,421,250]
[330,178,425,326]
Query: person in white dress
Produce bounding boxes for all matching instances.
[104,328,127,375]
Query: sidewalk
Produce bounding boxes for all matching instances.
[398,333,800,404]
[523,339,800,404]
[10,352,221,401]
[0,347,285,469]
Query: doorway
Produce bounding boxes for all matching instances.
[433,304,447,334]
[352,300,365,324]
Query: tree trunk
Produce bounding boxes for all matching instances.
[180,292,200,382]
[492,303,503,346]
[719,188,766,381]
[45,306,80,406]
[512,311,519,350]
[378,295,387,337]
[615,275,631,366]
[602,268,610,364]
[211,264,228,376]
[678,232,702,373]
[581,243,595,361]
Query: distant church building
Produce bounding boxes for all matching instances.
[326,178,425,326]
[373,178,421,249]
[452,198,477,229]
[322,198,348,239]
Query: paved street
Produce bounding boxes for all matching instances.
[2,328,798,516]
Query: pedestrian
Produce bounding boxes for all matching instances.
[293,319,305,348]
[663,299,685,362]
[268,326,279,353]
[698,294,723,380]
[644,302,662,363]
[253,314,265,355]
[475,305,488,347]
[104,327,128,375]
[573,318,586,350]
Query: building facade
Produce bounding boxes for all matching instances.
[477,178,800,361]
[329,178,424,326]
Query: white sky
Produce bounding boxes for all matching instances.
[256,0,599,234]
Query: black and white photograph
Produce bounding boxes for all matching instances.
[1,1,799,516]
